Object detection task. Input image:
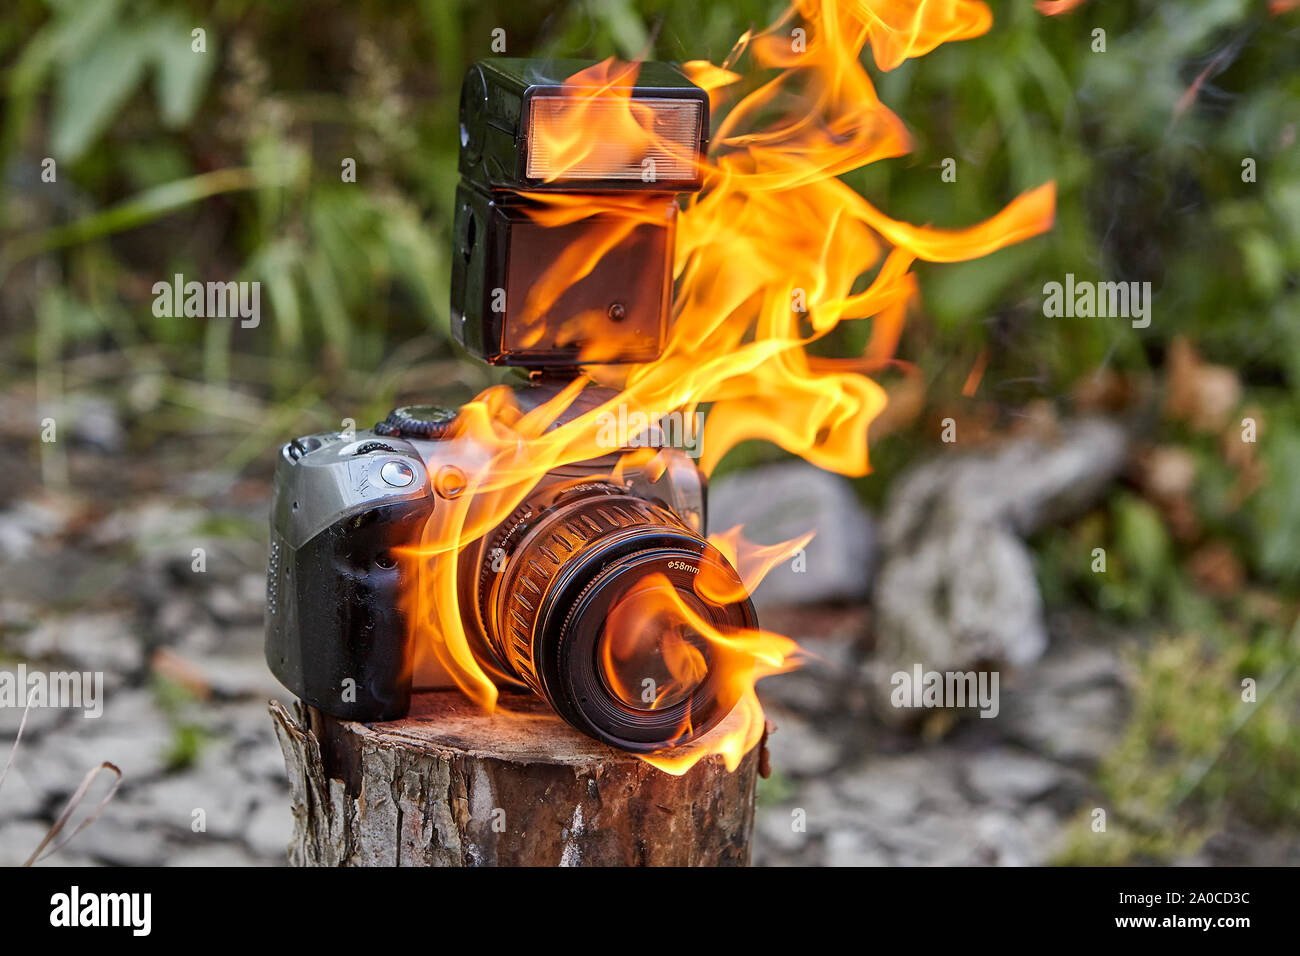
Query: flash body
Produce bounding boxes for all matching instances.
[451,58,708,367]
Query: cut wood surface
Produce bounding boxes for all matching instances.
[270,690,758,866]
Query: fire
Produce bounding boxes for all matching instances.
[403,0,1055,773]
[621,575,803,776]
[1035,0,1089,15]
[599,575,711,712]
[701,525,816,605]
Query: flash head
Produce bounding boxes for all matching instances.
[458,58,709,193]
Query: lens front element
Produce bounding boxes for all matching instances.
[599,579,710,712]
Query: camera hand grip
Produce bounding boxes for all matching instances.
[266,497,433,721]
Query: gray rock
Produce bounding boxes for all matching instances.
[244,799,292,860]
[870,419,1128,715]
[962,749,1064,804]
[57,806,170,866]
[923,807,1059,866]
[120,774,242,838]
[880,419,1129,542]
[95,687,166,727]
[8,612,144,675]
[192,699,285,744]
[1002,643,1129,765]
[0,692,74,738]
[161,650,283,700]
[15,690,172,787]
[154,598,207,642]
[835,765,925,825]
[823,829,893,866]
[0,739,99,804]
[835,753,966,823]
[875,522,1046,670]
[66,394,126,454]
[235,734,293,782]
[206,624,265,658]
[0,763,48,820]
[756,629,861,715]
[44,721,172,782]
[752,742,1091,866]
[0,820,96,866]
[87,500,207,549]
[0,596,37,631]
[886,814,972,865]
[763,707,841,777]
[165,842,270,867]
[203,583,263,627]
[120,733,285,840]
[753,773,874,866]
[0,496,78,560]
[755,803,818,854]
[708,460,875,607]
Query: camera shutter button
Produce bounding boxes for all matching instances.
[380,460,416,488]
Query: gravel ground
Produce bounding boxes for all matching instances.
[2,439,1292,867]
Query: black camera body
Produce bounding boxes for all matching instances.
[265,59,757,752]
[265,390,752,749]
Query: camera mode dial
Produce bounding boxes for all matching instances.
[374,405,458,439]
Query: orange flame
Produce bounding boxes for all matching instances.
[1034,0,1089,15]
[701,525,817,604]
[527,59,705,183]
[627,575,803,776]
[600,575,711,712]
[404,0,1055,773]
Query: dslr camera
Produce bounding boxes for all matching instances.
[265,59,757,753]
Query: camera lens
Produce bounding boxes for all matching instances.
[475,485,755,752]
[599,580,710,712]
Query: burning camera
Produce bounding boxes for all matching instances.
[265,59,756,753]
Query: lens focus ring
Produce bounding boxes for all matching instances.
[488,493,685,696]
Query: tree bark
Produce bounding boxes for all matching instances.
[269,690,758,866]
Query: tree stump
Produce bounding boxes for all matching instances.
[269,690,759,866]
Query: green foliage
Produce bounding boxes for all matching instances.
[1034,493,1179,622]
[150,673,211,772]
[1037,472,1300,863]
[1057,624,1300,864]
[1252,425,1300,581]
[4,0,1295,406]
[756,767,797,807]
[164,720,209,771]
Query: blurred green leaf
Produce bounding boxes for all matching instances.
[1253,427,1300,581]
[590,0,650,59]
[148,15,216,127]
[51,21,153,160]
[1,167,286,274]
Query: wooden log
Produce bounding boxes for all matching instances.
[269,690,759,866]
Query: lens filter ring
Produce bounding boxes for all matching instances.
[539,540,755,753]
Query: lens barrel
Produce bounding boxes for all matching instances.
[478,485,755,752]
